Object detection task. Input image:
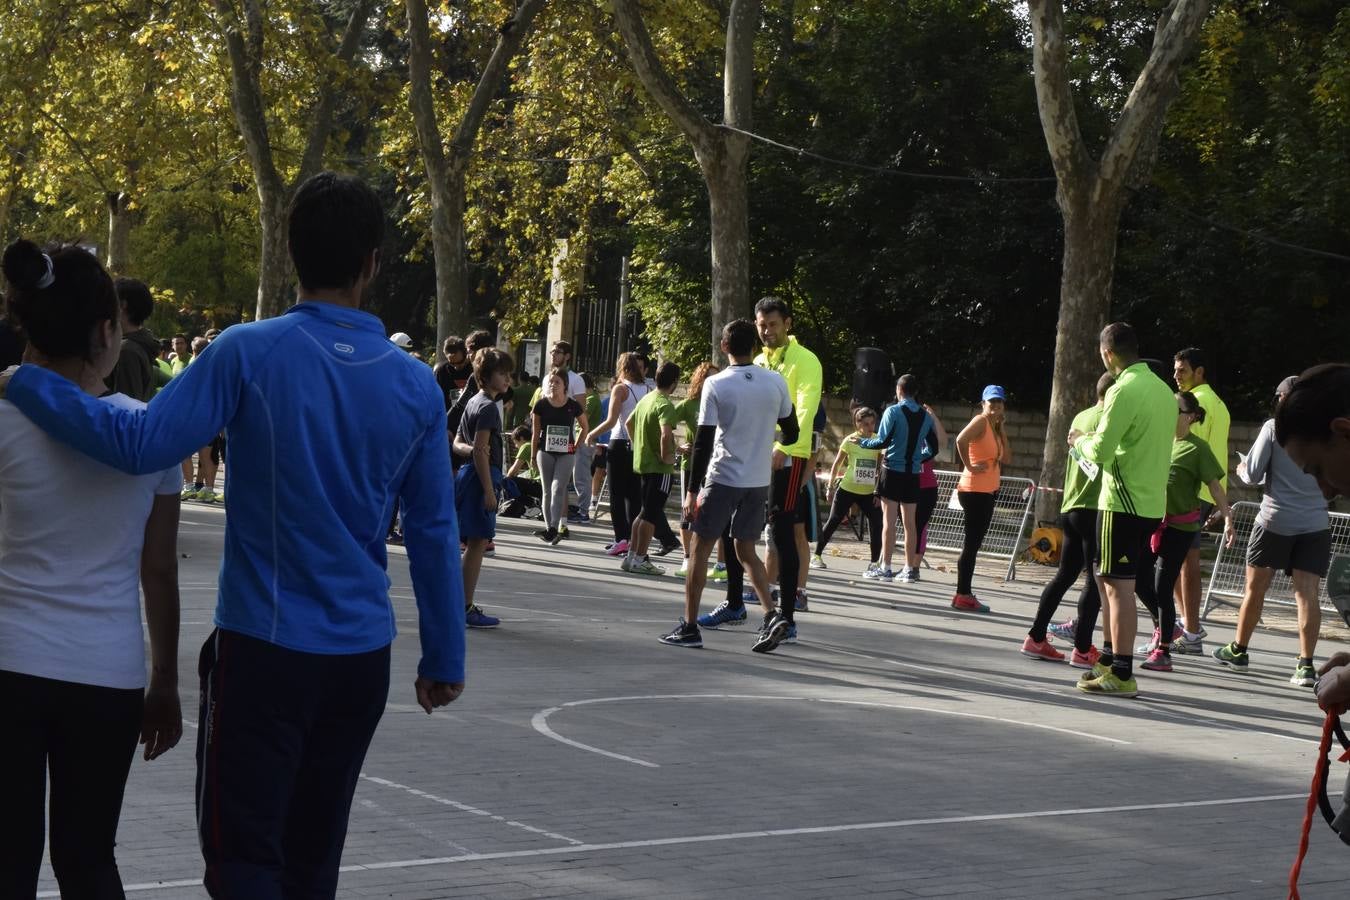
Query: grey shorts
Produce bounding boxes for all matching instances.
[1247,522,1332,578]
[692,482,768,541]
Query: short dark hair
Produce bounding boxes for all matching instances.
[443,335,466,357]
[897,373,918,398]
[1099,322,1138,361]
[114,277,154,326]
[2,239,118,361]
[754,295,791,320]
[722,319,757,357]
[853,406,877,424]
[172,332,188,344]
[1175,347,1207,374]
[1275,363,1350,445]
[287,171,384,291]
[466,329,494,353]
[551,340,573,356]
[581,372,595,389]
[1095,372,1115,401]
[472,347,514,384]
[655,361,681,390]
[511,424,531,442]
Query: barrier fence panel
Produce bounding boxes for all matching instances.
[897,470,1036,582]
[1201,500,1346,620]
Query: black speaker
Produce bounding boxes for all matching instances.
[851,347,893,413]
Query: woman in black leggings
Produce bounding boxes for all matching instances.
[952,385,1011,612]
[585,352,649,553]
[1023,373,1114,665]
[814,406,884,572]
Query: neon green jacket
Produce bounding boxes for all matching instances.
[1073,361,1175,519]
[1189,382,1230,503]
[755,335,822,460]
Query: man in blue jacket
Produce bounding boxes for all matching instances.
[3,172,465,897]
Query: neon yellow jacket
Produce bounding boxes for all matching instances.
[754,335,822,460]
[1072,361,1174,519]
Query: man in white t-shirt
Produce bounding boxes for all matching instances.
[660,319,796,653]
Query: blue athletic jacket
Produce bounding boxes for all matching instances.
[858,398,936,475]
[6,302,466,682]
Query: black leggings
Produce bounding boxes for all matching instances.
[606,439,642,543]
[956,491,997,594]
[1135,525,1192,645]
[816,488,882,562]
[0,669,143,899]
[1029,508,1099,645]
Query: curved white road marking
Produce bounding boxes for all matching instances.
[531,693,1128,768]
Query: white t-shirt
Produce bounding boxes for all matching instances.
[566,370,585,400]
[699,364,792,488]
[0,392,182,689]
[609,380,650,442]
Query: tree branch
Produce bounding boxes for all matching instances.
[405,0,449,183]
[212,0,282,196]
[296,0,377,185]
[722,0,757,130]
[34,106,113,194]
[1026,0,1093,188]
[610,0,719,150]
[449,0,550,166]
[1098,0,1210,188]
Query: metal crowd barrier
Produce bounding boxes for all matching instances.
[1201,500,1346,620]
[895,469,1036,582]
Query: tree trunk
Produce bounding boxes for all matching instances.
[1036,189,1125,520]
[255,189,292,321]
[438,165,471,345]
[106,191,133,275]
[698,138,751,355]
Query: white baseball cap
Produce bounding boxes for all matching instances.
[390,332,413,349]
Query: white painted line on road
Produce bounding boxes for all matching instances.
[357,774,583,846]
[57,791,1303,894]
[356,797,478,855]
[531,692,1129,769]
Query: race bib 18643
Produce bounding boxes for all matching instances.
[853,457,878,487]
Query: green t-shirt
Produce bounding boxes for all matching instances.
[631,391,678,475]
[1166,433,1224,529]
[1062,404,1104,512]
[511,384,534,429]
[1189,382,1230,502]
[513,441,539,480]
[584,392,602,432]
[1073,361,1176,520]
[838,430,883,494]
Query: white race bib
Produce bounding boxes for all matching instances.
[1070,445,1099,481]
[544,425,571,454]
[853,457,878,487]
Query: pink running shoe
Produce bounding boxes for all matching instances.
[1020,636,1065,662]
[1141,647,1174,672]
[951,593,990,613]
[605,539,629,557]
[1069,646,1102,669]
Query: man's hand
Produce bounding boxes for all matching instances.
[140,677,183,761]
[772,449,788,470]
[0,364,17,398]
[1067,429,1082,447]
[1315,665,1350,715]
[1222,518,1236,548]
[682,491,698,522]
[415,676,464,713]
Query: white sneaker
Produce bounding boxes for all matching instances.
[675,560,689,578]
[633,557,666,576]
[620,555,636,572]
[809,554,827,570]
[878,567,896,583]
[897,567,919,583]
[862,562,882,579]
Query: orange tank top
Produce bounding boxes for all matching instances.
[958,421,1002,493]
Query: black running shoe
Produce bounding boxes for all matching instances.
[655,540,681,557]
[659,620,703,649]
[751,613,788,653]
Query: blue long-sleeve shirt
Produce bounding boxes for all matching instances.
[6,301,466,683]
[858,398,935,475]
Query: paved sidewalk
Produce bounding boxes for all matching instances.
[35,505,1349,898]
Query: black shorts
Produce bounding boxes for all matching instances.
[209,433,226,465]
[1247,523,1332,578]
[592,444,608,474]
[1095,510,1159,580]
[639,472,673,523]
[878,468,921,504]
[770,457,811,524]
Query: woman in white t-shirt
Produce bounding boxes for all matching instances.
[0,240,183,897]
[585,352,649,554]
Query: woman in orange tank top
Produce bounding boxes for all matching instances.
[952,385,1012,611]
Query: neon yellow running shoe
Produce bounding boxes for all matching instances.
[1077,671,1138,698]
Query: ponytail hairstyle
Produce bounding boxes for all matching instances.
[853,405,878,427]
[615,351,643,383]
[2,239,118,361]
[1177,391,1206,424]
